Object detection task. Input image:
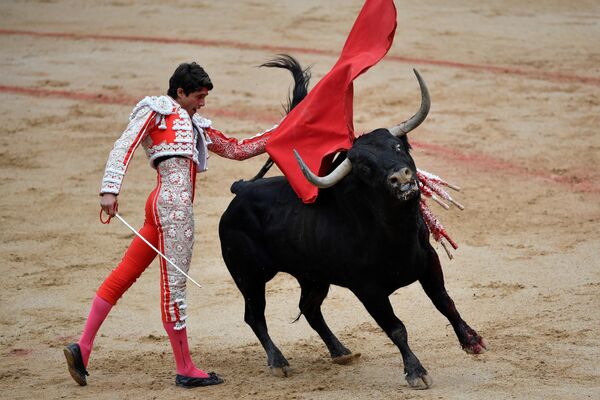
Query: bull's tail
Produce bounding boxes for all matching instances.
[250,55,311,182]
[260,54,311,114]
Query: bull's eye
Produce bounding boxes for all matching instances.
[359,165,371,176]
[395,144,402,153]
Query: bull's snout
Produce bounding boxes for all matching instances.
[388,168,413,187]
[388,168,418,201]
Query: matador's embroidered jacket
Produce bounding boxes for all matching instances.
[100,95,274,194]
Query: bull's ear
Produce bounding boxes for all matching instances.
[400,135,412,151]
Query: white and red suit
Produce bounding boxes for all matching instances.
[97,95,273,329]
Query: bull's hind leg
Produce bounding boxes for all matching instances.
[242,284,291,376]
[221,233,290,376]
[419,245,487,354]
[297,280,360,365]
[354,287,432,389]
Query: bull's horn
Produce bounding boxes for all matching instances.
[293,150,352,188]
[388,69,431,137]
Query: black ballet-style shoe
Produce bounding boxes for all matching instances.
[63,343,89,386]
[175,372,224,388]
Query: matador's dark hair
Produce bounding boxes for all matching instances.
[167,62,213,98]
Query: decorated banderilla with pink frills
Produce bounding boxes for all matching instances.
[417,169,462,260]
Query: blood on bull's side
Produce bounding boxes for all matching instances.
[218,55,486,389]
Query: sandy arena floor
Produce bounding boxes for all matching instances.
[0,1,599,399]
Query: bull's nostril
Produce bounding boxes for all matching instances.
[400,168,413,181]
[390,177,398,184]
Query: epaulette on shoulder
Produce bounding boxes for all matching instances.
[129,96,175,121]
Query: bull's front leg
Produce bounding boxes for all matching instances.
[353,286,432,389]
[419,245,487,354]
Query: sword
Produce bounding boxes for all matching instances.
[113,213,203,289]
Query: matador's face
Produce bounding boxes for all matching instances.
[176,87,209,117]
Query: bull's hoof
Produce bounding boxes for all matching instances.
[463,337,488,354]
[332,352,361,365]
[269,365,290,377]
[406,373,432,390]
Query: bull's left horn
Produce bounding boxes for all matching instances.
[293,150,352,188]
[388,69,431,137]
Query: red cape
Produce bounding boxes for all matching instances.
[266,0,397,203]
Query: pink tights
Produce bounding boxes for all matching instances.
[163,321,209,378]
[78,295,112,367]
[77,295,208,378]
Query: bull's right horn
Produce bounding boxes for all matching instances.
[388,69,431,137]
[294,150,352,188]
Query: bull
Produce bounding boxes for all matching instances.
[218,56,486,389]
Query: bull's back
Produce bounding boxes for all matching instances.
[220,176,297,237]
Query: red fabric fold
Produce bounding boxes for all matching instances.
[266,0,397,203]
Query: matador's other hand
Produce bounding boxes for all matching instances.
[100,193,119,217]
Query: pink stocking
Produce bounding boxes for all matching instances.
[78,295,113,367]
[163,321,209,378]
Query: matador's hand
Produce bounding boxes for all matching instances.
[100,193,119,217]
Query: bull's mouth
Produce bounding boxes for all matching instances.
[393,179,419,201]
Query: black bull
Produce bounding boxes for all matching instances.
[218,57,486,389]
